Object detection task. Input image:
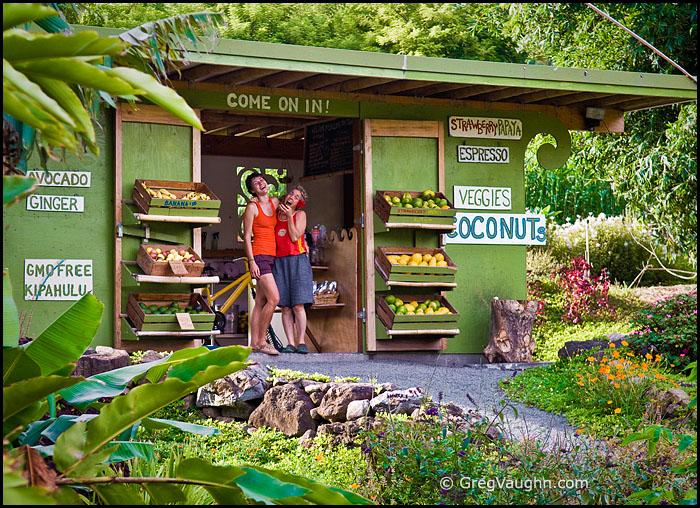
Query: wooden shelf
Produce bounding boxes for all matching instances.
[130,329,221,337]
[122,261,219,284]
[385,328,459,336]
[123,201,221,224]
[379,222,455,231]
[309,303,345,309]
[216,333,248,339]
[375,261,457,288]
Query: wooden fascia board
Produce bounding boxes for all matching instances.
[171,81,624,133]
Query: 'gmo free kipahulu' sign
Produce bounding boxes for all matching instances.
[24,259,93,300]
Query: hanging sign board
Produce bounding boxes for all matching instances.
[457,145,509,163]
[26,194,84,213]
[304,118,354,177]
[25,170,91,187]
[24,259,93,300]
[454,186,512,210]
[443,213,546,245]
[448,116,522,140]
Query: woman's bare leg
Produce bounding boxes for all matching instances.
[280,307,296,347]
[292,304,307,348]
[255,273,279,346]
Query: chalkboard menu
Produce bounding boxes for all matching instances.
[304,118,354,177]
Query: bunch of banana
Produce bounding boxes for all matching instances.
[143,184,177,200]
[182,191,211,200]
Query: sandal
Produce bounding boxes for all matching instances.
[296,344,309,354]
[258,344,280,355]
[281,345,297,353]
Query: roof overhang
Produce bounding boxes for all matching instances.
[75,25,697,139]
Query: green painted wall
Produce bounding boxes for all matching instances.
[118,122,194,343]
[360,101,570,353]
[3,108,115,347]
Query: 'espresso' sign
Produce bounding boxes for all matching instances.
[449,116,522,140]
[457,145,509,163]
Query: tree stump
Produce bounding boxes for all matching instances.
[483,299,539,363]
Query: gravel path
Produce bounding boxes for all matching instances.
[250,353,581,449]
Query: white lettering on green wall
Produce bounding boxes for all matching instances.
[443,213,546,245]
[448,116,522,140]
[25,170,91,187]
[24,259,93,301]
[454,186,512,210]
[226,93,330,114]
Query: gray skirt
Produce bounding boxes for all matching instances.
[272,253,314,308]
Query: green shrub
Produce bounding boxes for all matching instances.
[546,214,691,285]
[628,291,697,371]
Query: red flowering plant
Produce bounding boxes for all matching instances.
[552,257,614,324]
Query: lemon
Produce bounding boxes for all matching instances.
[398,258,409,266]
[416,308,425,314]
[394,298,404,307]
[418,261,429,266]
[386,295,396,305]
[408,261,419,266]
[410,301,418,307]
[404,304,416,312]
[435,253,445,262]
[417,303,427,311]
[437,260,448,267]
[404,203,413,208]
[423,254,433,262]
[429,301,441,311]
[429,258,437,267]
[426,307,435,315]
[406,311,416,315]
[411,253,422,263]
[392,196,401,204]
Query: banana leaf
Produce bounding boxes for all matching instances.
[2,3,59,31]
[2,270,20,346]
[104,441,154,463]
[53,421,116,478]
[3,30,127,61]
[141,417,219,436]
[3,348,41,386]
[22,293,103,376]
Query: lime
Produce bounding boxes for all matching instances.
[389,304,397,313]
[402,192,412,203]
[396,305,407,315]
[411,197,423,208]
[149,304,159,313]
[404,203,413,208]
[139,302,147,310]
[386,295,396,305]
[392,196,401,205]
[429,301,441,311]
[438,198,448,207]
[159,306,169,314]
[418,303,427,311]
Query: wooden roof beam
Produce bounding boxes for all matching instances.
[290,74,357,90]
[552,92,615,106]
[394,82,471,97]
[179,64,242,82]
[209,68,281,86]
[245,70,316,88]
[201,111,311,127]
[516,89,581,104]
[477,87,540,102]
[361,79,435,95]
[448,86,509,100]
[319,77,396,92]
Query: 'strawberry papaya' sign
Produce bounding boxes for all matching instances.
[24,259,93,301]
[448,116,522,140]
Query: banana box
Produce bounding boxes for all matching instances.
[132,179,221,217]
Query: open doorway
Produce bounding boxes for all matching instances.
[198,110,361,353]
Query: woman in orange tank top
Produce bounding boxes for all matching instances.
[243,172,280,355]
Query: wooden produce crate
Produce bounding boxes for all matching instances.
[376,294,460,331]
[132,179,221,217]
[375,246,457,284]
[136,244,205,277]
[374,190,456,226]
[127,293,215,332]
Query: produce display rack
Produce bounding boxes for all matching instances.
[376,294,460,336]
[374,246,457,287]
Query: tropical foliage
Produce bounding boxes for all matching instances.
[2,269,371,505]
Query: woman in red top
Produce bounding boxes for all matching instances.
[272,185,314,354]
[243,172,280,355]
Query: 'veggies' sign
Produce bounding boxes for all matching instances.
[443,213,546,245]
[457,145,509,163]
[454,186,512,210]
[24,259,93,300]
[449,116,522,140]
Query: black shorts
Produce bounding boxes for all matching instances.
[253,254,275,277]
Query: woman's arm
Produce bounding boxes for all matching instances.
[242,202,260,278]
[286,210,306,243]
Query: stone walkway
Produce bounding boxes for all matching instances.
[251,353,584,449]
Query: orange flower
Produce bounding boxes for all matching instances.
[614,383,620,388]
[591,377,599,382]
[615,364,624,370]
[586,356,596,363]
[351,484,360,489]
[577,381,585,386]
[607,400,613,404]
[598,366,611,374]
[616,372,626,379]
[613,351,620,358]
[654,374,667,380]
[626,352,635,357]
[614,408,622,414]
[576,429,584,434]
[645,353,653,360]
[607,374,616,381]
[621,340,629,346]
[638,373,645,378]
[670,363,675,367]
[609,343,616,348]
[316,454,324,461]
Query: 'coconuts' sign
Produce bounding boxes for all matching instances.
[443,213,545,245]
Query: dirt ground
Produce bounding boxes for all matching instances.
[630,284,697,305]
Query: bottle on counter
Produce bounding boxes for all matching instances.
[211,232,219,251]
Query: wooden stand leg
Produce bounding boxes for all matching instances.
[305,327,322,353]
